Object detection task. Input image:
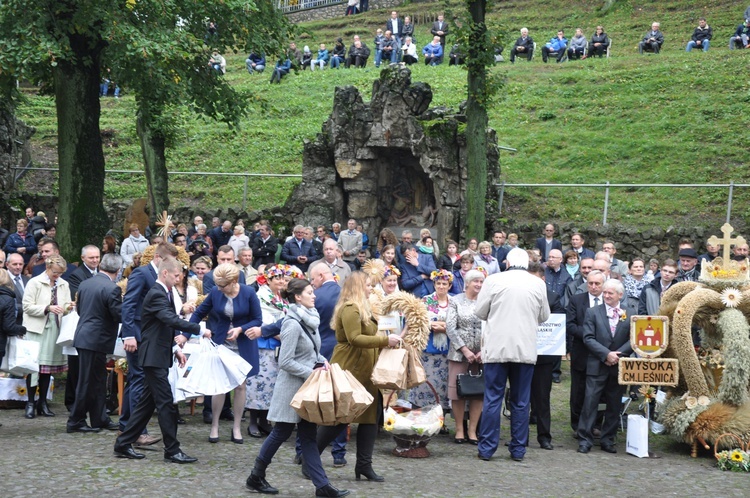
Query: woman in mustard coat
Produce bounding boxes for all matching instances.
[313,272,400,482]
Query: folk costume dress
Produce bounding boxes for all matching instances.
[245,284,288,410]
[409,292,450,410]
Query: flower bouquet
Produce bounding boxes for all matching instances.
[715,433,750,472]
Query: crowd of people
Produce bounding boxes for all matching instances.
[0,206,741,493]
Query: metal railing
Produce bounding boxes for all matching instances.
[11,167,303,212]
[496,181,750,226]
[277,0,344,14]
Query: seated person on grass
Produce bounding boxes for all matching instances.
[311,43,329,71]
[541,29,567,63]
[330,38,346,68]
[245,52,266,74]
[638,22,664,54]
[401,37,419,65]
[269,58,292,84]
[586,26,610,58]
[730,19,750,49]
[422,36,444,66]
[510,28,534,63]
[567,28,587,60]
[346,36,370,68]
[686,18,712,52]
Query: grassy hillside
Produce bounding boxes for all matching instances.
[14,0,750,229]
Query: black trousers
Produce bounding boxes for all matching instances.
[116,366,180,455]
[530,361,553,444]
[65,354,79,409]
[577,372,624,448]
[67,348,109,429]
[569,365,587,431]
[510,47,533,62]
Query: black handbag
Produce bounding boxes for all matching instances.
[456,366,484,398]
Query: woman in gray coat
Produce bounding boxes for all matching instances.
[246,278,349,498]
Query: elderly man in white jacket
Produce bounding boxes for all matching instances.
[474,248,550,462]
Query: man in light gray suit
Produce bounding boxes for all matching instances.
[577,279,636,454]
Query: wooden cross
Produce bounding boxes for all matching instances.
[155,210,174,237]
[707,223,746,262]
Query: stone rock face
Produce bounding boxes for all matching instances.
[285,66,500,245]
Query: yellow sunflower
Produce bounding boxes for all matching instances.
[731,450,744,462]
[384,414,396,431]
[16,385,27,396]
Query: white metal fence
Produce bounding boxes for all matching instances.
[496,181,750,226]
[277,0,344,14]
[12,167,302,212]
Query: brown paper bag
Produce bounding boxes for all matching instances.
[291,370,323,423]
[330,363,353,419]
[339,370,374,424]
[318,369,336,426]
[405,344,427,389]
[370,346,408,390]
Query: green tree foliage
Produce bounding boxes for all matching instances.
[0,0,292,257]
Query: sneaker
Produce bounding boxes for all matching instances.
[333,457,347,467]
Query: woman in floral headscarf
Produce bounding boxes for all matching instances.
[245,264,290,437]
[409,269,452,413]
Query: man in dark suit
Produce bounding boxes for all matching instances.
[30,238,76,278]
[209,220,233,252]
[114,258,202,462]
[119,242,178,444]
[6,253,28,325]
[251,223,278,269]
[64,244,101,411]
[386,11,404,46]
[281,225,320,273]
[535,223,563,263]
[528,262,564,450]
[67,253,123,433]
[566,269,605,434]
[577,279,636,454]
[431,14,449,47]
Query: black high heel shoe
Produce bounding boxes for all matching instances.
[24,402,36,419]
[230,430,244,444]
[354,466,384,482]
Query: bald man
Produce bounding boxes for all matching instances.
[308,239,351,284]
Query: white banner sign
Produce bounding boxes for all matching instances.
[537,313,566,356]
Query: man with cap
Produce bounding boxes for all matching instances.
[676,248,699,282]
[475,248,550,462]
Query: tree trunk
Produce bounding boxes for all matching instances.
[136,103,169,222]
[465,0,489,241]
[53,44,109,262]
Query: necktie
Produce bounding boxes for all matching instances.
[167,287,174,307]
[50,285,60,328]
[593,297,599,306]
[610,307,620,336]
[14,275,24,294]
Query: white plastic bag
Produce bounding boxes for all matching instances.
[177,339,234,396]
[626,414,649,458]
[216,344,252,386]
[56,311,79,347]
[0,337,40,375]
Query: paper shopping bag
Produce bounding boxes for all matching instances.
[626,414,649,458]
[405,344,427,389]
[177,339,233,396]
[0,337,40,375]
[370,347,408,390]
[329,363,353,419]
[56,311,79,347]
[317,369,336,426]
[338,369,374,424]
[291,369,323,423]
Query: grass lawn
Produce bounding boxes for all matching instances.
[14,0,750,229]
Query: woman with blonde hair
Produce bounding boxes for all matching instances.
[474,241,500,275]
[187,263,262,443]
[22,255,74,418]
[409,269,451,411]
[312,271,401,482]
[446,269,485,443]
